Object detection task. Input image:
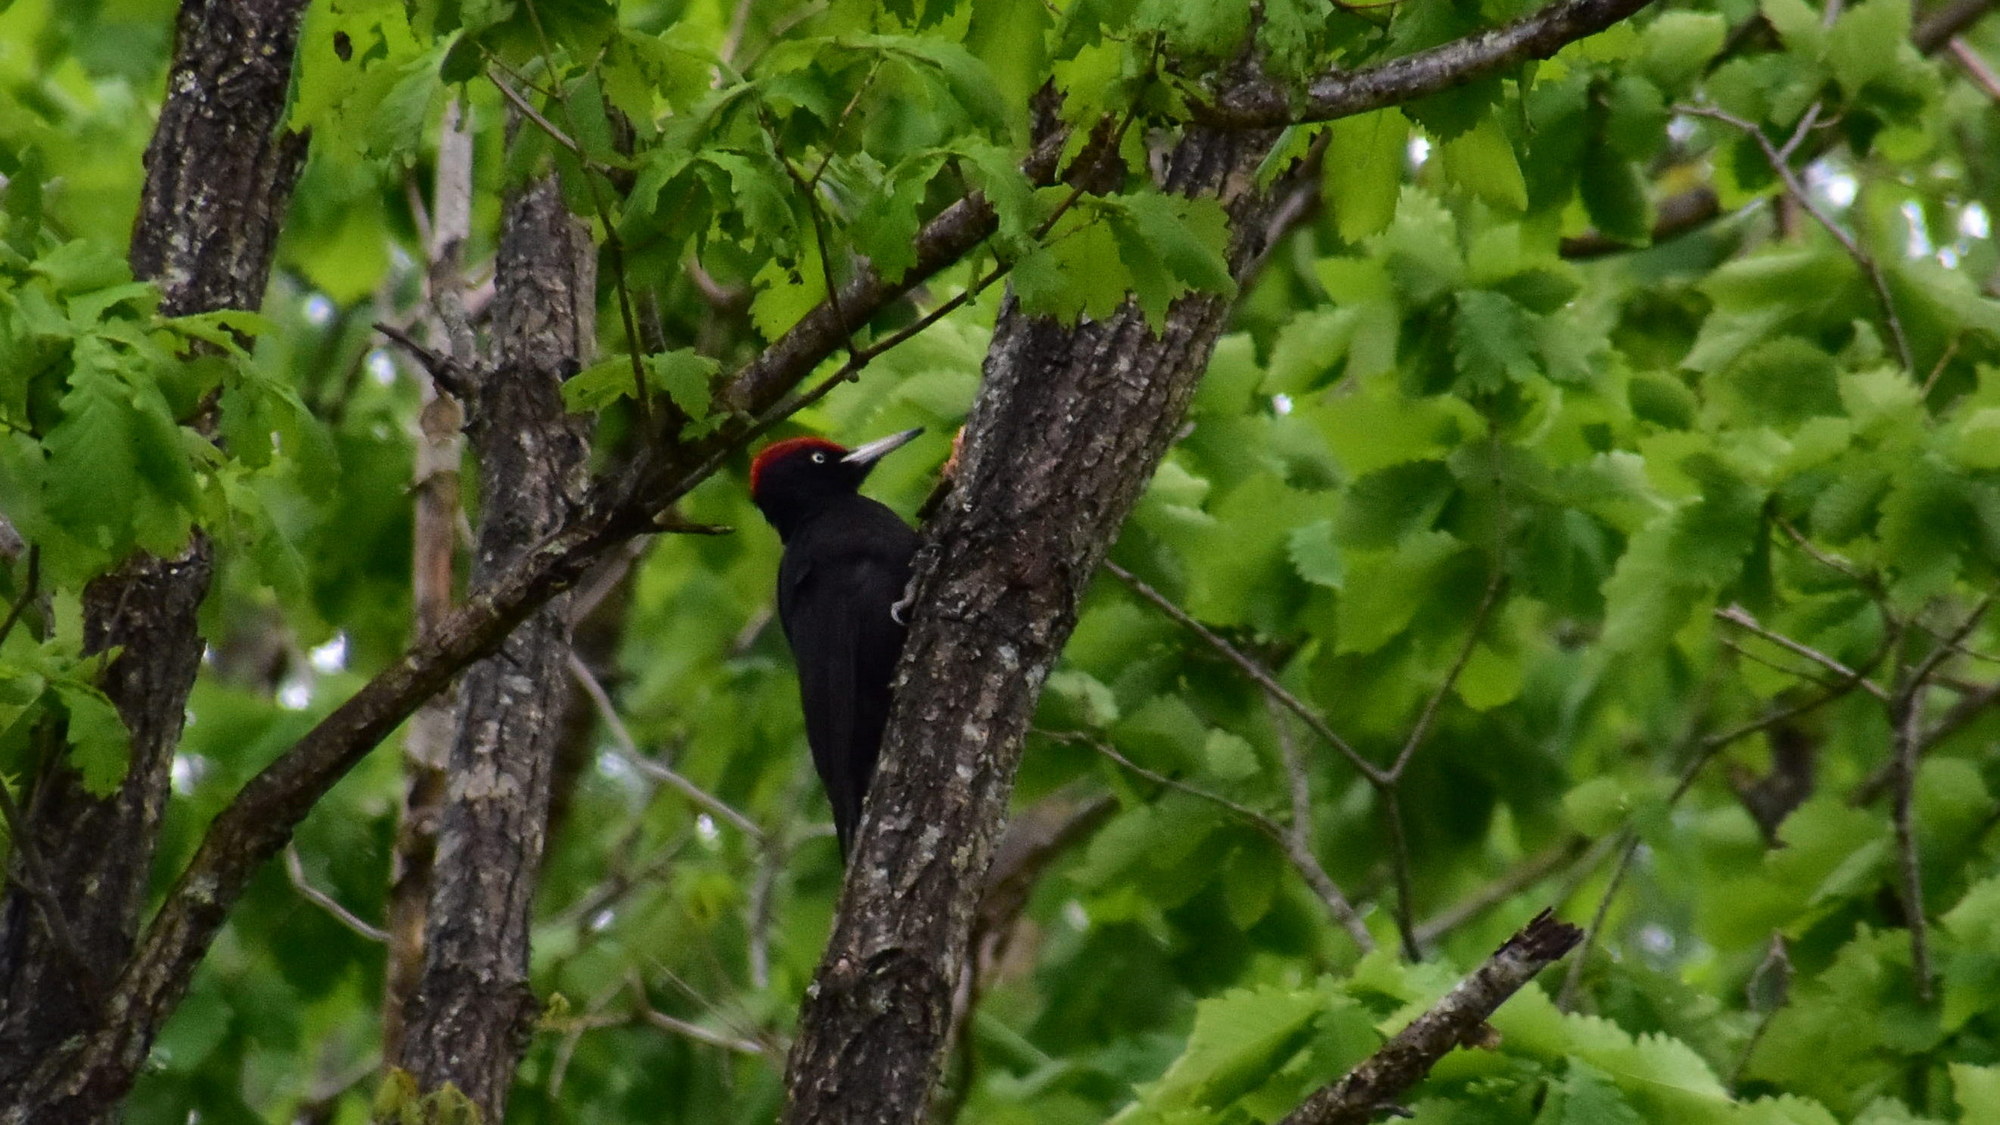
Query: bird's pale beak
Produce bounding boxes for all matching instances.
[842,427,923,467]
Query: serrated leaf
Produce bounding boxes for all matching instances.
[1451,289,1539,391]
[646,348,723,425]
[1132,984,1330,1112]
[1438,116,1527,212]
[1287,519,1346,589]
[1325,111,1407,242]
[53,680,130,795]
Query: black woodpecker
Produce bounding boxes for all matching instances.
[749,428,923,859]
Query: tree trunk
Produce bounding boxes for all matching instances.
[384,99,476,1065]
[781,122,1281,1125]
[390,171,595,1118]
[0,0,307,1118]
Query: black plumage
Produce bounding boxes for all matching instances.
[750,430,922,859]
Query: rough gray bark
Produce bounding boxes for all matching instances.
[1201,0,1659,128]
[779,121,1283,1125]
[1278,912,1582,1125]
[0,0,307,1117]
[391,173,595,1118]
[778,0,1686,1111]
[1,0,1670,1114]
[384,100,475,1065]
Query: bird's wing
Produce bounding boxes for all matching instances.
[777,515,915,854]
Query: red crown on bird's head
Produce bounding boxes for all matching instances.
[750,436,847,500]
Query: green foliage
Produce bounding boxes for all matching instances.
[13,0,2000,1121]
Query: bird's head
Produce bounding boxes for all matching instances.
[750,428,922,536]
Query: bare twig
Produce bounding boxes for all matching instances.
[1557,829,1640,1009]
[1881,595,1990,999]
[284,846,388,943]
[566,654,764,841]
[1951,37,2000,100]
[1074,733,1375,950]
[1774,517,1873,586]
[1105,562,1379,782]
[1381,795,1423,960]
[637,1006,769,1056]
[1205,0,1660,128]
[1681,104,1915,372]
[1278,911,1583,1125]
[1414,838,1590,947]
[1388,572,1507,780]
[1715,604,1889,701]
[1915,0,1998,52]
[1889,698,1933,999]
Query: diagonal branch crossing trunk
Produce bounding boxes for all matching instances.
[390,170,595,1118]
[781,122,1282,1124]
[0,1,308,1118]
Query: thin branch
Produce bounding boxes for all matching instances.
[1076,733,1376,950]
[1681,104,1915,372]
[1774,516,1873,586]
[283,846,388,943]
[637,1005,770,1056]
[1381,794,1423,961]
[1915,0,1999,53]
[1269,699,1318,855]
[1387,571,1506,781]
[1718,634,1851,693]
[1700,681,1866,756]
[1889,698,1933,999]
[1205,0,1660,128]
[1105,561,1381,783]
[1904,594,1993,693]
[1414,838,1591,947]
[374,321,472,399]
[566,654,764,841]
[1880,596,1990,999]
[1714,604,1889,701]
[1953,41,2000,101]
[488,69,598,169]
[635,966,781,1057]
[1278,911,1584,1125]
[1558,829,1639,1009]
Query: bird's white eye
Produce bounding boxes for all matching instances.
[811,452,827,463]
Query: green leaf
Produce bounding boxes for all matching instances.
[647,348,724,425]
[1828,0,1913,95]
[1338,460,1455,550]
[1640,11,1728,88]
[1451,290,1539,392]
[1337,530,1467,654]
[1324,111,1406,242]
[53,680,130,795]
[1201,729,1258,782]
[1129,984,1331,1113]
[1952,1064,2000,1122]
[1537,1060,1641,1125]
[1286,519,1346,589]
[1437,116,1527,213]
[1577,142,1652,245]
[1715,337,1843,426]
[1629,373,1699,430]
